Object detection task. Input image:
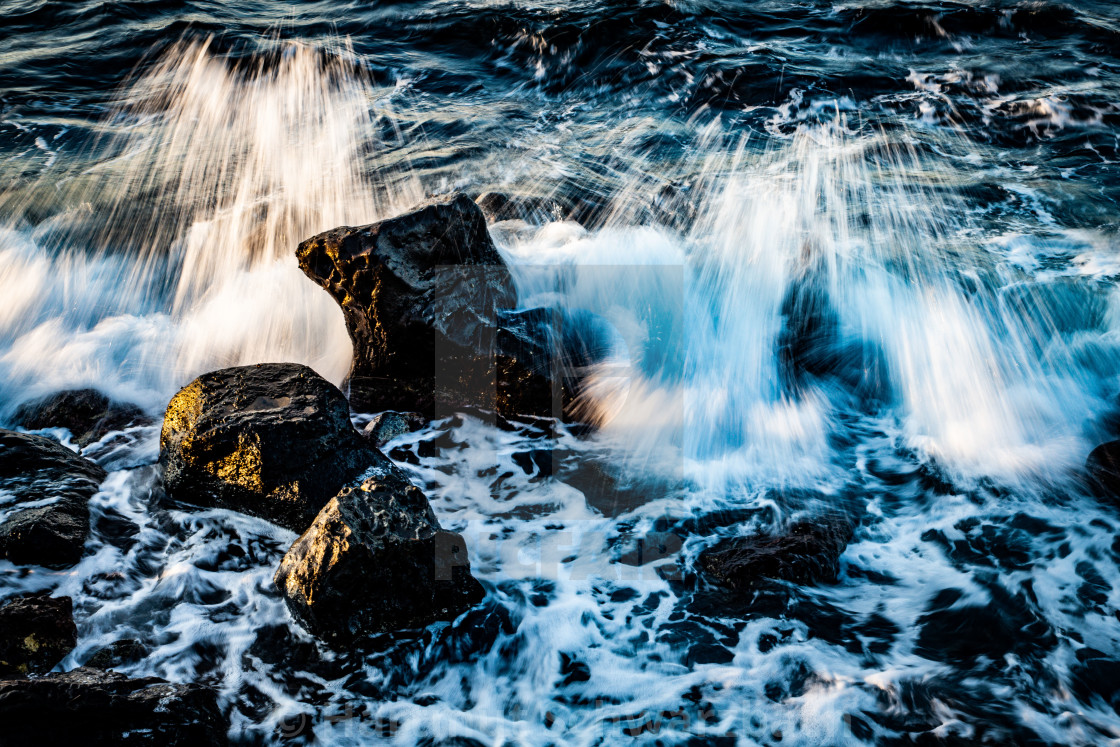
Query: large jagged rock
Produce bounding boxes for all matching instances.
[159,363,389,533]
[697,518,854,591]
[275,468,485,648]
[12,388,152,448]
[0,430,106,568]
[0,667,228,745]
[0,593,76,676]
[296,193,566,418]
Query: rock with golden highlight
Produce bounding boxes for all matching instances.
[159,362,386,532]
[275,471,485,647]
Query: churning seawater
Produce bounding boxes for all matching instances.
[3,0,1120,744]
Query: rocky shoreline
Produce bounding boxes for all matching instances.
[3,191,1120,742]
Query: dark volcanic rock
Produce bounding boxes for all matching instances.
[362,411,427,448]
[494,306,617,421]
[159,363,390,533]
[1086,440,1120,503]
[779,267,842,389]
[0,666,229,745]
[13,388,152,448]
[0,429,106,568]
[296,193,565,418]
[697,519,854,591]
[0,593,76,676]
[275,470,485,648]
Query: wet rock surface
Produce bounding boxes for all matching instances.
[362,411,427,447]
[0,593,76,676]
[649,182,698,231]
[1072,649,1120,715]
[297,193,568,418]
[12,388,152,448]
[275,469,485,648]
[0,666,229,745]
[159,363,389,533]
[697,518,854,591]
[778,266,891,406]
[0,429,106,568]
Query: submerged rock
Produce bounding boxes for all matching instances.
[0,593,76,677]
[913,586,1054,665]
[1086,440,1120,503]
[778,266,842,389]
[697,518,854,591]
[160,363,389,533]
[12,388,152,448]
[362,411,427,448]
[1072,649,1120,715]
[275,470,485,648]
[778,260,891,406]
[84,639,148,670]
[0,667,228,745]
[296,193,568,418]
[649,182,698,232]
[495,306,609,420]
[475,191,567,224]
[0,429,106,568]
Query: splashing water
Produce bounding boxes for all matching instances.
[505,126,1111,492]
[0,39,423,414]
[3,22,1120,747]
[0,39,1106,491]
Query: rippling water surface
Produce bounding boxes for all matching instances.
[3,0,1120,744]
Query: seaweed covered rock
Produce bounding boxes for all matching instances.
[697,518,854,591]
[0,667,228,745]
[13,388,152,448]
[275,470,485,648]
[0,430,106,568]
[0,593,76,676]
[296,193,566,418]
[159,363,388,533]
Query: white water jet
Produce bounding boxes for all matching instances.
[502,126,1102,488]
[0,39,422,413]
